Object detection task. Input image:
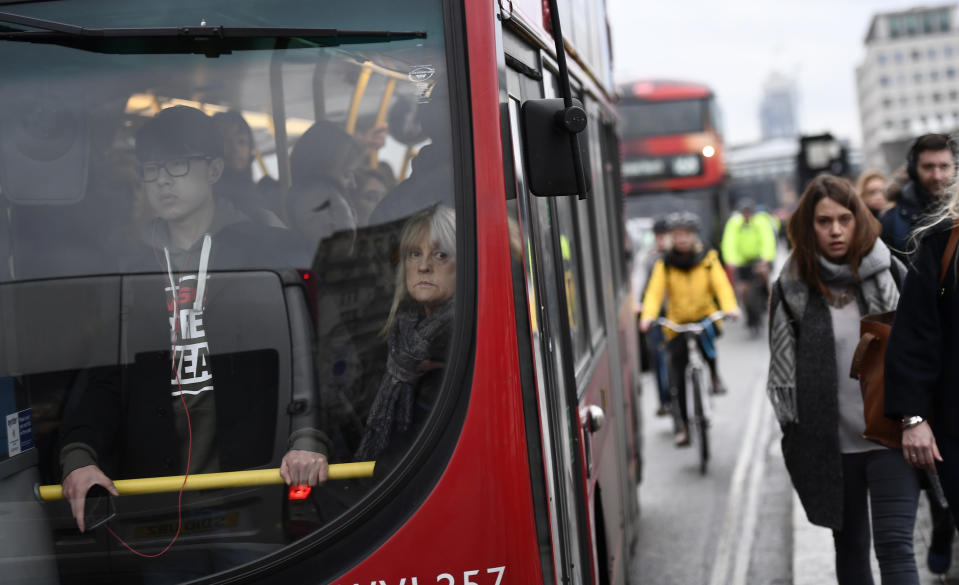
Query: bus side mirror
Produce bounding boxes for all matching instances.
[521,98,591,197]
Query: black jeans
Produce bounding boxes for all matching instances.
[934,431,959,527]
[833,449,920,585]
[666,334,716,426]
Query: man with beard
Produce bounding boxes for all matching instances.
[881,133,958,262]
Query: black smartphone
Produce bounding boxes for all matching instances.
[83,484,116,531]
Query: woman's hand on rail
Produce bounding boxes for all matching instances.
[62,465,118,533]
[902,421,943,473]
[280,450,329,486]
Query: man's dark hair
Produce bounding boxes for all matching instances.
[907,133,958,182]
[135,106,224,162]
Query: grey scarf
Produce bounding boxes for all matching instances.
[767,241,900,425]
[354,301,453,460]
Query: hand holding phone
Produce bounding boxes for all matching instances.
[83,484,116,531]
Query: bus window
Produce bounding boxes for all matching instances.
[0,0,463,583]
[553,198,590,371]
[620,99,707,137]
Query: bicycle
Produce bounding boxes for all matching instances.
[653,311,726,475]
[736,262,769,338]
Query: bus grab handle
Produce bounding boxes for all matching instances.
[34,461,375,502]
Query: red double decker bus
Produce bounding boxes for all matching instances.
[617,80,729,248]
[0,1,642,585]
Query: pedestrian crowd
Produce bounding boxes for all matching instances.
[765,133,959,584]
[639,132,959,584]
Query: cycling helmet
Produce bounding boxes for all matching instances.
[736,197,756,212]
[667,211,701,233]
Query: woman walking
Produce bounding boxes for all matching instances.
[767,175,918,584]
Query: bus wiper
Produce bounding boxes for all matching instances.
[0,11,426,56]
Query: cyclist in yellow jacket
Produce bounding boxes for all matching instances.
[640,212,740,446]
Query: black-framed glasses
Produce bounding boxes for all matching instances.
[139,156,214,182]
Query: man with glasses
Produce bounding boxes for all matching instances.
[58,106,330,546]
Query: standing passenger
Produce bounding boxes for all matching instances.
[355,205,455,464]
[59,106,330,536]
[767,174,918,584]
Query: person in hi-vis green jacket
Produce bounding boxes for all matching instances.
[720,199,777,334]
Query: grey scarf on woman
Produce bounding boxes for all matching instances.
[767,240,901,425]
[355,300,454,460]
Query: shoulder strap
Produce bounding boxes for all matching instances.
[939,223,959,288]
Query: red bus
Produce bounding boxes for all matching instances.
[617,80,730,247]
[0,1,642,585]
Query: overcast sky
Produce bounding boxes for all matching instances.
[606,0,920,147]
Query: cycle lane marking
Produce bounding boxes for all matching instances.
[707,374,770,585]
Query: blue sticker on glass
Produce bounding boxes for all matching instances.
[5,409,33,457]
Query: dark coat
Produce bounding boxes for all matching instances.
[880,181,936,262]
[885,224,959,437]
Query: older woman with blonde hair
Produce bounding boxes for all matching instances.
[355,205,456,461]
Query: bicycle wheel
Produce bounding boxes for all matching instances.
[691,368,710,474]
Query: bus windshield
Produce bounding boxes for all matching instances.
[0,0,463,583]
[619,98,706,137]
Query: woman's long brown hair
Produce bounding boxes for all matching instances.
[786,174,881,298]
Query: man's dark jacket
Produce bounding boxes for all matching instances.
[880,181,936,261]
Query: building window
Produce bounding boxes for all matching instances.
[895,51,905,63]
[946,46,954,58]
[880,75,890,87]
[906,14,918,35]
[948,67,956,79]
[912,48,922,61]
[883,97,893,108]
[932,70,941,81]
[903,119,912,130]
[951,90,958,101]
[941,9,951,32]
[898,73,906,85]
[925,12,937,34]
[914,72,923,83]
[918,94,926,104]
[934,92,943,102]
[929,47,938,59]
[901,95,909,106]
[885,119,895,129]
[889,15,901,38]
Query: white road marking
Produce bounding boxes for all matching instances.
[708,375,771,585]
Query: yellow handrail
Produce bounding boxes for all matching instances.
[345,65,374,135]
[36,462,375,502]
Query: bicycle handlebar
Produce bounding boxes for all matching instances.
[652,311,727,334]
